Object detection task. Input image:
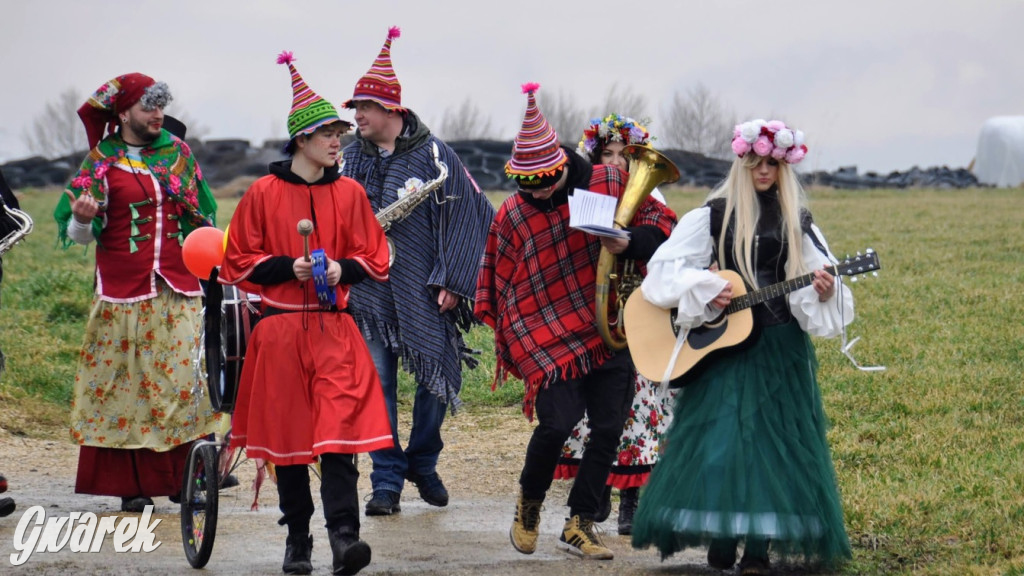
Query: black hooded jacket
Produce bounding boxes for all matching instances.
[246,160,369,285]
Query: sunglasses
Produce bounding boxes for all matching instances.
[518,183,559,195]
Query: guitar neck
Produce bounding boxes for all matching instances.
[726,266,835,313]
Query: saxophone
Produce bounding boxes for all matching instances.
[0,202,34,256]
[375,142,450,265]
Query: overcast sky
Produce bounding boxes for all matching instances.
[1,0,1021,174]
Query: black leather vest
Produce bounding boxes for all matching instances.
[707,189,798,327]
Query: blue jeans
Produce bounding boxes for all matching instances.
[363,324,447,494]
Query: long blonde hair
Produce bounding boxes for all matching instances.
[706,154,810,289]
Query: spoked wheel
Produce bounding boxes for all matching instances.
[180,442,219,568]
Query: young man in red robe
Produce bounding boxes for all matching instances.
[474,83,676,561]
[218,52,391,576]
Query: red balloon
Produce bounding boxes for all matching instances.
[181,227,225,279]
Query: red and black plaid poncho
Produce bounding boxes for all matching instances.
[474,164,676,420]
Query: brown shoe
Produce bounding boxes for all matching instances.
[558,515,614,560]
[510,491,543,554]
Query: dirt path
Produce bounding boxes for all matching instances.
[0,408,710,575]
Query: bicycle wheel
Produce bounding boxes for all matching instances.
[180,442,219,568]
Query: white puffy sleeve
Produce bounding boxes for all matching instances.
[788,223,855,338]
[641,206,729,329]
[67,216,98,245]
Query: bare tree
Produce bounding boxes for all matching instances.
[22,88,88,159]
[662,84,736,159]
[595,83,649,122]
[540,89,589,148]
[436,98,497,140]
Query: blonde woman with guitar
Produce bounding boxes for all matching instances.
[629,120,854,576]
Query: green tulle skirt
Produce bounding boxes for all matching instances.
[631,320,851,566]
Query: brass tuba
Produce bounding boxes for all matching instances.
[595,144,680,351]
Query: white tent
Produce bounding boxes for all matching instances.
[974,116,1024,188]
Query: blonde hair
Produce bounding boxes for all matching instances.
[706,155,810,289]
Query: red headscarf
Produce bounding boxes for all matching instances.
[76,73,156,149]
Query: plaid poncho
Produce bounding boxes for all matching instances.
[475,163,676,420]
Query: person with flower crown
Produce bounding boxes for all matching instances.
[217,52,392,576]
[630,119,854,575]
[54,73,223,514]
[339,26,496,517]
[553,113,677,536]
[474,85,676,561]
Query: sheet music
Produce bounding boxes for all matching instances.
[568,188,631,239]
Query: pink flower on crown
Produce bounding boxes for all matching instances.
[785,145,807,164]
[766,120,787,132]
[732,137,752,156]
[771,146,788,160]
[752,135,773,157]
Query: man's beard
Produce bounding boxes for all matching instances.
[126,116,160,144]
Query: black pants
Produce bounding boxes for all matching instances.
[519,352,634,520]
[277,453,359,535]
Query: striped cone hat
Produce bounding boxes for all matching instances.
[505,83,568,185]
[277,50,344,143]
[343,26,404,111]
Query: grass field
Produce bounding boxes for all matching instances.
[1,184,1023,575]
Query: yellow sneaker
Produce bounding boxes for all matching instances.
[509,492,543,554]
[558,515,614,560]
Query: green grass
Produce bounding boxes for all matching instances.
[3,185,1024,574]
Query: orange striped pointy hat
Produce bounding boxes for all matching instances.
[505,83,568,187]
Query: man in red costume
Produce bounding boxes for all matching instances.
[55,73,221,514]
[218,52,391,576]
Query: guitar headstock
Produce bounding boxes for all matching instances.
[835,249,881,282]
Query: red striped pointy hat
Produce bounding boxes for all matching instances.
[343,26,404,111]
[505,83,568,186]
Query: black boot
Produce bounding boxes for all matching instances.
[707,537,738,570]
[617,487,638,535]
[328,526,371,576]
[282,533,313,575]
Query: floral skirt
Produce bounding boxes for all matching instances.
[555,371,676,489]
[69,282,224,451]
[630,321,851,566]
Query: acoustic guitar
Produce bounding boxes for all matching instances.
[624,250,881,384]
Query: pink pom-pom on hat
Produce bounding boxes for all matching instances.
[521,82,541,94]
[276,51,294,65]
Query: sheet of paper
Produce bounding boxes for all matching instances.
[568,189,631,239]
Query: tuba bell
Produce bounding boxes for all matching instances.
[595,144,680,351]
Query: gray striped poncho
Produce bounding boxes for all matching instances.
[341,110,496,412]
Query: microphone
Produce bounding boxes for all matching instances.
[297,219,314,262]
